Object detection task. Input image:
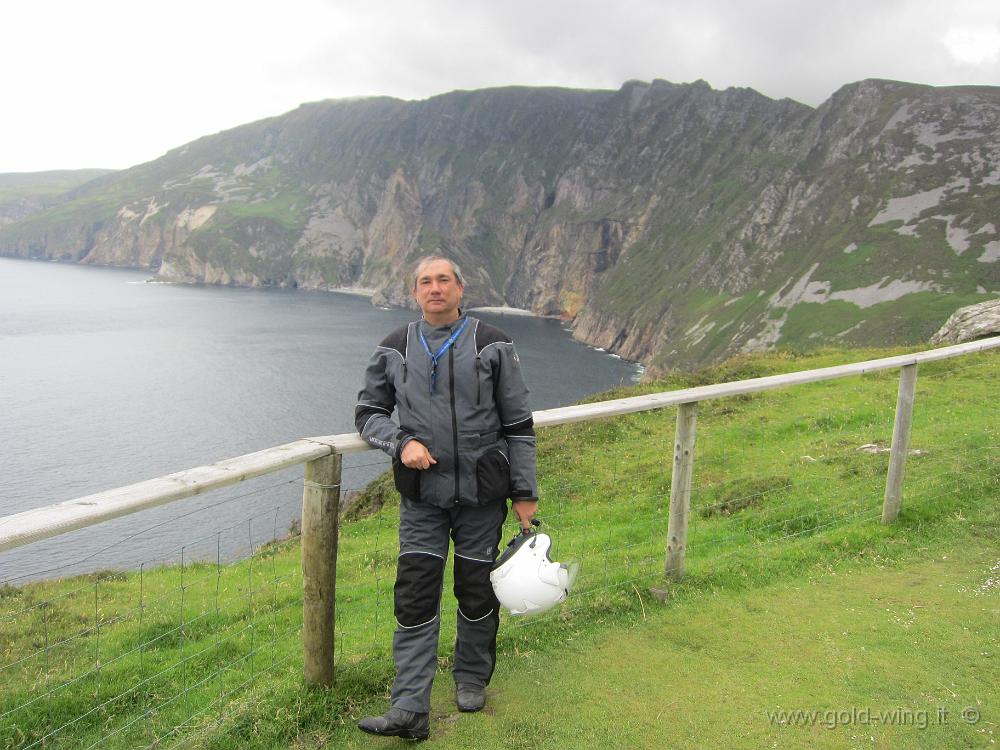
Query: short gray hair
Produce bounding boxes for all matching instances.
[411,255,465,289]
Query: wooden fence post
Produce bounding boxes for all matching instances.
[665,402,698,580]
[301,451,341,687]
[881,364,918,524]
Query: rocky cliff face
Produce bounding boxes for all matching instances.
[2,80,998,369]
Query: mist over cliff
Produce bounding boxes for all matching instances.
[2,78,998,369]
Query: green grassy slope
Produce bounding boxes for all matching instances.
[0,170,116,228]
[1,345,997,748]
[433,545,997,750]
[0,171,114,202]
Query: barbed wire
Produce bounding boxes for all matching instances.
[1,476,303,586]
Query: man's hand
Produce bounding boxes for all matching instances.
[400,440,437,470]
[512,500,538,533]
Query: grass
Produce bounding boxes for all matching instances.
[219,192,309,233]
[780,292,997,352]
[439,543,997,750]
[0,345,997,748]
[0,171,113,205]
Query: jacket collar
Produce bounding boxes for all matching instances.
[420,308,467,333]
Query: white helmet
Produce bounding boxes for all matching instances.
[490,530,578,616]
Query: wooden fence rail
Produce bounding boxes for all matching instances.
[2,336,999,686]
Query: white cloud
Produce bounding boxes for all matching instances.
[944,26,1000,64]
[1,0,999,172]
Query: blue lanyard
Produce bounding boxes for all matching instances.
[418,317,469,394]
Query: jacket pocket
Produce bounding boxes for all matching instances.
[476,448,511,504]
[392,460,421,501]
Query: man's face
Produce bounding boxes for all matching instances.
[412,259,464,320]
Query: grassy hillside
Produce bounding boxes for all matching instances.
[1,345,997,748]
[0,170,116,228]
[0,170,114,201]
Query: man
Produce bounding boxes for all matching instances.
[354,256,538,740]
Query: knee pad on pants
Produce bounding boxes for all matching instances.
[454,555,499,621]
[394,552,444,627]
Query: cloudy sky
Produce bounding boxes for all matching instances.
[3,0,998,173]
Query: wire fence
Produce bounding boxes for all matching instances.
[0,348,998,748]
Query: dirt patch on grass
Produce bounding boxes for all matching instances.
[699,476,791,518]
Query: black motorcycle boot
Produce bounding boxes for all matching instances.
[456,683,486,712]
[357,706,430,740]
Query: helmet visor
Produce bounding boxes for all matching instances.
[559,559,580,592]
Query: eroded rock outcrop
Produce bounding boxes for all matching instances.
[930,299,1000,343]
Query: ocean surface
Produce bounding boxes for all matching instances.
[0,257,640,581]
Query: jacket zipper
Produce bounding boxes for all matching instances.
[449,346,460,504]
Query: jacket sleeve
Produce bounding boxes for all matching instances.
[494,343,538,501]
[355,349,414,459]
